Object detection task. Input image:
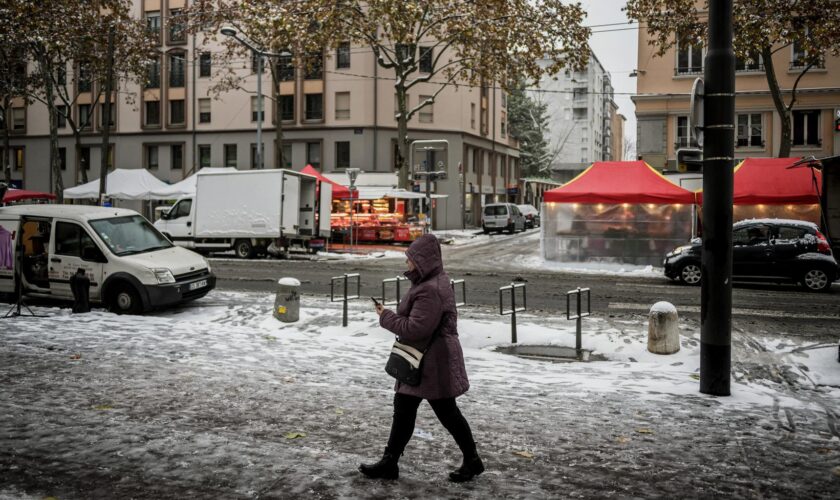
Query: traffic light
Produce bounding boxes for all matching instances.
[676,148,703,173]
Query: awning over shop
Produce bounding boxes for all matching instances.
[2,188,56,203]
[543,161,696,204]
[64,168,171,200]
[301,165,353,199]
[695,157,822,205]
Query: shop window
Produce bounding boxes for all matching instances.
[145,101,160,126]
[198,98,211,123]
[198,145,211,168]
[335,92,350,120]
[792,110,820,147]
[224,144,237,167]
[335,141,350,168]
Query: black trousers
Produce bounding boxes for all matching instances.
[386,393,477,460]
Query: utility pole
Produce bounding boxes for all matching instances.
[700,0,735,396]
[98,25,115,205]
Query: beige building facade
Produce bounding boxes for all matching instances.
[4,0,519,229]
[632,21,840,171]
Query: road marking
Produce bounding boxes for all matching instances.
[608,302,840,320]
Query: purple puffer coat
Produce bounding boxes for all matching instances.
[379,234,470,400]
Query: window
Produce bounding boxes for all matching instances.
[169,99,185,126]
[501,92,507,109]
[171,144,183,170]
[198,98,211,123]
[733,225,769,246]
[168,9,185,43]
[735,52,763,72]
[279,95,294,121]
[55,222,95,258]
[471,103,476,129]
[501,112,506,137]
[172,199,192,218]
[791,29,823,69]
[56,64,66,86]
[145,145,158,169]
[337,42,351,69]
[305,93,323,121]
[144,100,160,126]
[10,107,24,131]
[792,110,820,147]
[100,104,115,129]
[80,146,91,171]
[418,95,433,123]
[335,141,350,168]
[224,144,237,167]
[169,53,185,88]
[199,52,211,77]
[59,147,67,170]
[395,43,415,64]
[78,63,92,92]
[251,96,264,122]
[145,57,161,89]
[419,46,433,73]
[12,146,24,171]
[306,142,320,169]
[335,92,350,120]
[736,113,762,147]
[281,144,292,168]
[198,145,211,168]
[56,105,67,128]
[277,53,295,81]
[675,115,698,148]
[304,52,323,80]
[776,226,807,241]
[78,104,92,130]
[250,143,265,169]
[676,39,703,74]
[146,12,161,41]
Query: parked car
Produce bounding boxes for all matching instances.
[664,219,839,292]
[517,204,541,229]
[482,203,526,234]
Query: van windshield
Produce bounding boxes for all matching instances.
[484,205,508,216]
[90,215,173,256]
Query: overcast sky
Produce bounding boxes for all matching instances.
[578,0,639,154]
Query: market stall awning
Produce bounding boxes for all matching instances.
[300,165,353,199]
[543,161,696,204]
[64,168,171,200]
[150,167,237,199]
[695,157,822,205]
[2,188,56,203]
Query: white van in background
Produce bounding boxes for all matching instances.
[0,205,215,314]
[482,203,526,234]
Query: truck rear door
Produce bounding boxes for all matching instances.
[318,182,333,237]
[282,173,300,235]
[0,215,20,294]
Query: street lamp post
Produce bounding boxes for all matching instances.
[346,168,361,251]
[220,26,290,169]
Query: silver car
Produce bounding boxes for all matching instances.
[482,203,526,234]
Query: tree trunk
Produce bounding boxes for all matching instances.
[42,58,65,203]
[396,84,409,189]
[2,96,10,185]
[75,131,85,185]
[270,66,283,169]
[762,46,792,158]
[99,26,115,204]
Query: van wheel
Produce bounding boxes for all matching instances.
[801,268,831,292]
[234,239,254,259]
[109,283,143,315]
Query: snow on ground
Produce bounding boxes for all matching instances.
[1,292,838,498]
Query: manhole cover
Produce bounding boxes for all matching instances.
[495,345,608,363]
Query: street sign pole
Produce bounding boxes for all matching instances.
[700,0,735,396]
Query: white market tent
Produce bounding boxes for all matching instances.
[149,167,237,199]
[64,168,171,200]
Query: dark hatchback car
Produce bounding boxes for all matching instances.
[664,219,839,292]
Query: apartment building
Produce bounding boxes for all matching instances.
[3,0,518,230]
[534,51,623,182]
[633,26,840,171]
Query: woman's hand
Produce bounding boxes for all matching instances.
[375,303,385,316]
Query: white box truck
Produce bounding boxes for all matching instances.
[154,169,332,258]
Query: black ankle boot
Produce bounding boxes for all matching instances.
[449,454,484,482]
[359,451,399,480]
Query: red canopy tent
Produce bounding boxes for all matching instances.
[695,157,822,205]
[543,161,695,204]
[300,164,354,199]
[2,188,56,203]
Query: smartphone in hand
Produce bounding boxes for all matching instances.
[370,296,380,306]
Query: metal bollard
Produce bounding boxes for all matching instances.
[330,273,360,327]
[381,276,409,306]
[499,282,526,343]
[566,287,591,353]
[450,279,466,308]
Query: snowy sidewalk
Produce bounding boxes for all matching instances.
[0,292,838,499]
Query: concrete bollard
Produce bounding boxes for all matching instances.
[648,301,680,354]
[273,277,301,323]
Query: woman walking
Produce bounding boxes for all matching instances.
[359,234,483,482]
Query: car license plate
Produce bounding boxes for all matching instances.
[189,279,207,291]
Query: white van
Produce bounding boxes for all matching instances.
[0,205,215,314]
[482,203,526,234]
